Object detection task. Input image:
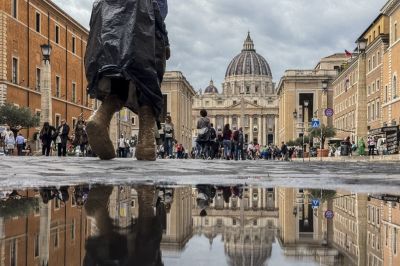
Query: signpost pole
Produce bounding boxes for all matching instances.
[320,127,323,162]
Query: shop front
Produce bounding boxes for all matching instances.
[368,125,399,155]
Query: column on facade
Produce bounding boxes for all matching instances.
[274,115,278,144]
[249,115,253,142]
[259,115,263,145]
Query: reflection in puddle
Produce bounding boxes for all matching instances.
[0,185,399,265]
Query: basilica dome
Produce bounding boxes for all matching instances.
[225,33,272,78]
[204,79,219,94]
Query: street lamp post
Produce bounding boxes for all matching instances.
[303,100,309,162]
[293,109,298,141]
[40,44,52,126]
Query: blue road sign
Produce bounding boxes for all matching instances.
[311,119,320,128]
[325,108,334,117]
[311,199,320,209]
[324,210,334,219]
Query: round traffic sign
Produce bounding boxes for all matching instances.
[325,108,334,117]
[324,210,334,219]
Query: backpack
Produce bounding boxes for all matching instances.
[233,130,239,141]
[210,128,216,140]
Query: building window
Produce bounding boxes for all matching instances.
[393,75,397,99]
[246,86,250,94]
[368,59,371,72]
[394,228,397,255]
[372,56,376,69]
[377,80,380,91]
[55,76,60,97]
[386,85,389,102]
[55,115,61,127]
[244,115,249,127]
[368,85,371,95]
[54,228,59,247]
[233,100,237,105]
[72,36,76,53]
[10,239,17,266]
[55,25,60,44]
[395,23,398,42]
[377,101,380,119]
[36,68,41,91]
[34,234,39,257]
[378,52,381,64]
[35,12,40,32]
[72,82,76,102]
[372,82,376,93]
[11,0,17,18]
[12,57,18,84]
[71,219,75,240]
[131,117,136,125]
[255,86,258,93]
[253,100,257,105]
[232,116,237,128]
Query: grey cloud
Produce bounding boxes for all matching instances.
[54,0,386,91]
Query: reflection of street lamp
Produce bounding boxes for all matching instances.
[40,43,52,126]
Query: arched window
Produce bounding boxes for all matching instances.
[393,75,397,99]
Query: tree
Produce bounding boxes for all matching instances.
[309,189,336,203]
[286,140,295,146]
[308,124,336,149]
[0,103,39,136]
[294,135,310,147]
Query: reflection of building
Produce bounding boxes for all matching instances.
[108,186,136,228]
[132,71,196,150]
[193,33,279,145]
[192,187,278,266]
[277,55,347,143]
[160,187,192,253]
[367,196,383,266]
[0,0,92,139]
[277,188,339,265]
[332,192,368,266]
[0,188,89,266]
[379,194,400,266]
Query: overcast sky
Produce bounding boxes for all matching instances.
[54,0,386,91]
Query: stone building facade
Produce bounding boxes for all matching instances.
[363,15,390,132]
[332,54,368,141]
[277,54,347,143]
[0,0,92,140]
[193,33,279,146]
[381,0,400,127]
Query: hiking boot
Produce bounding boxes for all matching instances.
[86,94,124,160]
[136,105,156,161]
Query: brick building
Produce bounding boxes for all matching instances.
[0,0,91,140]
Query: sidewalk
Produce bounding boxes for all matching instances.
[292,154,400,162]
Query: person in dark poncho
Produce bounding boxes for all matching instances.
[85,0,170,160]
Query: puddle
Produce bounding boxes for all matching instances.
[0,183,398,266]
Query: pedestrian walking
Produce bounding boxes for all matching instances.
[118,134,127,158]
[56,119,70,157]
[196,109,211,159]
[85,0,170,161]
[73,116,88,156]
[281,141,289,161]
[5,133,15,156]
[40,122,56,156]
[163,116,174,158]
[209,123,217,159]
[15,133,24,156]
[222,124,232,160]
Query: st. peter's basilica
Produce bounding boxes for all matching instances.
[192,33,279,145]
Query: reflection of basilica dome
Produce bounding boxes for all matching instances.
[225,32,272,78]
[204,79,219,94]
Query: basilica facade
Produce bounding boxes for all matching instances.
[192,33,279,145]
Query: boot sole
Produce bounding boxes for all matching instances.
[86,121,116,160]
